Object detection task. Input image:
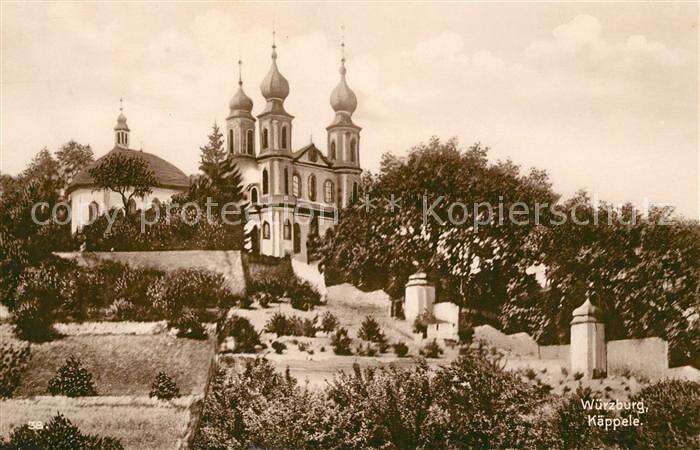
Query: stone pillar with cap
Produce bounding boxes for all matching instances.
[570,298,607,378]
[404,272,435,324]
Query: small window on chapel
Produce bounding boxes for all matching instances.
[281,125,288,149]
[330,141,336,160]
[308,175,317,201]
[292,174,301,197]
[324,180,334,203]
[262,221,270,239]
[283,220,292,240]
[350,138,357,162]
[247,129,254,155]
[262,128,269,149]
[284,168,289,195]
[262,169,269,195]
[229,129,234,154]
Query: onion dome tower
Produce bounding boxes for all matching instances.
[258,29,294,155]
[226,59,256,157]
[326,35,361,168]
[114,98,130,148]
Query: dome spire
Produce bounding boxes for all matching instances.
[330,28,357,115]
[114,97,130,148]
[260,21,290,103]
[229,58,253,116]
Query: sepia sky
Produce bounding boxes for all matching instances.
[1,2,698,218]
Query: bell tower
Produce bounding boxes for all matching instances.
[114,98,130,148]
[258,29,294,155]
[226,59,255,157]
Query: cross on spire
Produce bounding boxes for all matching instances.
[341,25,346,62]
[238,58,243,86]
[119,97,123,113]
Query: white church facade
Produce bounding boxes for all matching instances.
[67,39,363,259]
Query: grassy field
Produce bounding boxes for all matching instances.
[0,396,194,449]
[1,325,214,397]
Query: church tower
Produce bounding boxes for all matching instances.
[327,38,361,206]
[226,60,255,158]
[114,99,130,148]
[258,31,294,156]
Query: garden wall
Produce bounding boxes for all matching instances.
[56,250,246,295]
[538,336,670,377]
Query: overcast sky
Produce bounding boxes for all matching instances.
[1,2,698,218]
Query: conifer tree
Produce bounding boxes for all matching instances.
[199,122,226,180]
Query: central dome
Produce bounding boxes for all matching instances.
[260,47,289,101]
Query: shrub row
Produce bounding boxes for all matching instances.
[0,413,123,449]
[247,272,322,311]
[193,354,700,449]
[10,257,238,341]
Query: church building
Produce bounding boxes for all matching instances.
[67,37,363,259]
[230,39,362,259]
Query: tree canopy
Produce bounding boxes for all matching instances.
[318,137,699,366]
[88,152,158,213]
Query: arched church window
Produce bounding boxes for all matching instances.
[284,168,289,195]
[262,169,269,195]
[262,128,269,150]
[330,141,336,160]
[247,129,254,155]
[352,182,359,203]
[350,138,356,162]
[292,173,301,197]
[88,201,100,223]
[308,175,317,201]
[281,125,288,149]
[262,221,270,239]
[324,180,334,203]
[283,220,292,240]
[229,129,234,154]
[250,187,258,204]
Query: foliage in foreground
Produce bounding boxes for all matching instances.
[193,353,700,450]
[0,413,122,450]
[0,343,31,399]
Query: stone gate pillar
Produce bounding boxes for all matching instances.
[404,272,435,323]
[570,298,607,378]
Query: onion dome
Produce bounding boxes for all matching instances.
[260,45,289,101]
[229,61,254,114]
[330,57,357,114]
[114,111,129,131]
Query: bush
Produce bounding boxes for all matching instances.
[358,315,386,344]
[271,341,287,354]
[168,307,207,340]
[219,315,261,353]
[320,311,339,333]
[2,413,123,449]
[11,262,64,341]
[255,292,273,308]
[302,316,318,337]
[47,355,97,397]
[419,339,443,358]
[163,269,230,315]
[412,310,436,337]
[331,328,353,356]
[149,371,180,400]
[0,343,31,398]
[618,379,700,449]
[265,312,290,336]
[393,342,409,357]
